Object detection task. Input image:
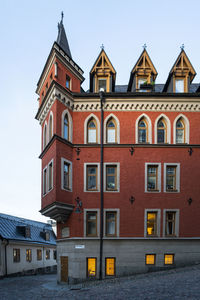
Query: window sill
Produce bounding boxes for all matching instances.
[165,190,178,193]
[146,190,160,193]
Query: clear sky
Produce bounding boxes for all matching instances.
[1,0,200,222]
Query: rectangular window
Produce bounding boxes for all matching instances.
[165,212,176,236]
[87,258,97,277]
[63,162,69,190]
[26,249,32,262]
[43,167,47,195]
[146,254,156,265]
[175,79,184,93]
[13,249,20,263]
[166,166,176,191]
[66,75,71,89]
[164,254,174,265]
[87,165,97,191]
[37,249,42,261]
[86,212,97,237]
[53,250,57,260]
[46,250,50,260]
[62,158,72,191]
[106,212,116,236]
[105,258,115,276]
[138,78,147,91]
[48,161,53,191]
[147,165,158,191]
[98,79,107,92]
[106,165,117,191]
[147,212,157,236]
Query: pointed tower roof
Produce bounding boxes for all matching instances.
[56,12,72,59]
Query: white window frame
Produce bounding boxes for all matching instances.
[61,109,73,143]
[145,163,161,193]
[104,162,120,192]
[43,165,48,196]
[104,114,120,144]
[61,158,73,192]
[163,209,179,237]
[173,114,189,144]
[104,208,120,237]
[84,163,100,192]
[154,114,171,144]
[84,114,100,144]
[163,163,180,193]
[48,159,54,192]
[135,113,152,144]
[84,209,100,237]
[144,209,161,238]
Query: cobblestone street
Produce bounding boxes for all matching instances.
[1,265,200,299]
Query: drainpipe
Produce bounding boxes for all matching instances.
[4,239,9,276]
[99,90,104,280]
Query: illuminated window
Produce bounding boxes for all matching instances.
[147,166,158,191]
[63,114,69,140]
[98,78,107,92]
[106,118,116,143]
[87,118,97,143]
[106,212,117,236]
[164,254,174,265]
[87,165,97,191]
[175,79,184,93]
[147,212,157,236]
[46,250,50,260]
[105,258,115,276]
[48,161,53,191]
[26,249,32,262]
[86,212,97,237]
[106,165,117,191]
[66,75,71,89]
[37,249,42,261]
[13,249,20,263]
[165,212,176,236]
[87,258,97,277]
[146,254,156,265]
[138,118,148,143]
[157,118,166,143]
[166,166,177,191]
[176,119,185,143]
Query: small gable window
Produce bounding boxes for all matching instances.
[87,118,97,143]
[175,79,184,93]
[64,114,69,140]
[157,118,166,143]
[138,118,148,143]
[176,119,185,143]
[98,78,107,92]
[106,118,116,143]
[66,75,71,89]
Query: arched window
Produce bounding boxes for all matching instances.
[49,114,53,140]
[43,124,47,149]
[176,118,185,143]
[64,114,69,140]
[87,118,97,143]
[138,118,148,143]
[106,118,116,143]
[157,118,166,143]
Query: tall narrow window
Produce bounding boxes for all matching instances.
[147,166,158,191]
[176,119,185,143]
[165,212,176,236]
[107,118,116,143]
[138,118,147,143]
[87,118,97,143]
[46,250,50,260]
[87,258,97,277]
[43,168,47,195]
[26,249,32,262]
[48,161,53,191]
[157,119,166,143]
[147,212,157,236]
[37,249,42,261]
[86,212,97,237]
[64,114,69,140]
[105,258,116,276]
[13,249,20,262]
[106,165,117,191]
[175,79,184,93]
[87,165,97,191]
[106,212,116,236]
[66,75,71,89]
[63,162,69,190]
[43,125,47,148]
[49,114,53,140]
[166,166,177,191]
[98,79,107,92]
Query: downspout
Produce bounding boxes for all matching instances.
[5,239,9,276]
[99,90,104,280]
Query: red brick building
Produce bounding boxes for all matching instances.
[36,15,200,283]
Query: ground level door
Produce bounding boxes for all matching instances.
[60,256,68,282]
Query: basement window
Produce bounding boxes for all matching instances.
[164,254,174,265]
[105,258,115,276]
[87,257,97,277]
[146,254,156,265]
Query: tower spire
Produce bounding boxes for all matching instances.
[56,12,72,59]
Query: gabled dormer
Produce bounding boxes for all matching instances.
[128,49,157,92]
[89,49,116,93]
[163,49,196,93]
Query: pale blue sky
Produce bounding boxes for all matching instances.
[1,0,200,222]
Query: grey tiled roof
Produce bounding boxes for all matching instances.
[0,213,56,245]
[115,85,128,92]
[56,21,72,59]
[189,83,200,93]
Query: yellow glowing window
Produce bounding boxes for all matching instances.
[87,258,96,277]
[105,258,115,276]
[147,212,157,236]
[146,254,155,265]
[164,254,174,265]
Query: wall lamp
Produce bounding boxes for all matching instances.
[188,147,193,156]
[76,147,81,160]
[129,147,134,156]
[129,196,135,204]
[75,197,82,213]
[188,198,193,205]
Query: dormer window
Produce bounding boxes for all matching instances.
[66,75,71,89]
[98,78,107,92]
[175,79,184,93]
